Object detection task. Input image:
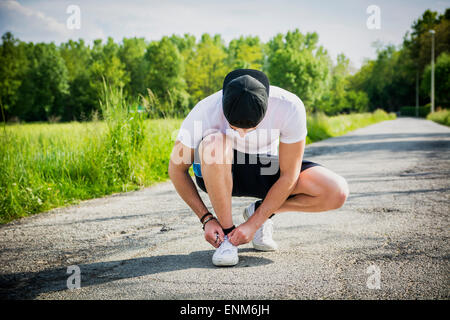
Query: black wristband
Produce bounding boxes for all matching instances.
[199,212,213,224]
[222,225,235,235]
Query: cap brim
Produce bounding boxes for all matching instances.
[223,69,270,95]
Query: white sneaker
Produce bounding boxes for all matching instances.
[212,235,239,266]
[243,201,278,251]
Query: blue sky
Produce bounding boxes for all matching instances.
[0,0,448,68]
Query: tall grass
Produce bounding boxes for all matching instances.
[427,109,450,127]
[0,102,395,223]
[0,84,181,223]
[100,83,146,184]
[306,109,396,143]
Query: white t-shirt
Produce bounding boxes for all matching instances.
[176,85,307,155]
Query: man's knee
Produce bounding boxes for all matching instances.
[330,176,349,210]
[198,132,233,165]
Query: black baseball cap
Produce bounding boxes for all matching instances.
[222,69,270,129]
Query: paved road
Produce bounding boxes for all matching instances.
[1,117,449,300]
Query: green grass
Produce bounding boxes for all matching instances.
[306,109,396,143]
[427,109,450,127]
[0,107,395,224]
[0,119,182,223]
[399,105,431,118]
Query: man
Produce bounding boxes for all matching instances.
[169,69,349,267]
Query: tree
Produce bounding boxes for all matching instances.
[404,9,449,73]
[226,36,264,70]
[0,32,28,120]
[184,34,229,103]
[3,8,445,122]
[348,44,416,112]
[169,33,196,56]
[144,36,189,117]
[89,37,129,98]
[349,8,449,112]
[265,29,330,111]
[60,39,96,120]
[318,54,369,114]
[14,43,69,121]
[421,52,450,108]
[119,37,148,98]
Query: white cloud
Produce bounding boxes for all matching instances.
[0,0,69,39]
[0,0,105,43]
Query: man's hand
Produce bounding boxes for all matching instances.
[228,221,258,246]
[204,219,225,248]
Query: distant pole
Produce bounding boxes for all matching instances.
[415,70,419,117]
[430,30,435,113]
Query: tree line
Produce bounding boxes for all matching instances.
[0,8,448,122]
[350,9,450,112]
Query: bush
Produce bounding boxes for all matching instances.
[399,106,431,117]
[99,82,148,184]
[316,90,369,116]
[306,109,396,144]
[421,53,450,108]
[427,109,450,127]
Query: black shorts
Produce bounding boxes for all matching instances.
[194,149,322,199]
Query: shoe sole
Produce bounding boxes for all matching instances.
[212,257,239,267]
[243,206,278,252]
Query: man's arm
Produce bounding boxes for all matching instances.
[168,140,209,218]
[228,139,305,246]
[168,140,225,247]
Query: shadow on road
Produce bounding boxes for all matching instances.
[0,249,273,299]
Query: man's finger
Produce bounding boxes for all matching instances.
[206,234,217,248]
[228,230,238,246]
[214,232,221,245]
[210,238,219,248]
[214,231,223,244]
[217,229,225,242]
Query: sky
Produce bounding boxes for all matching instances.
[0,0,449,69]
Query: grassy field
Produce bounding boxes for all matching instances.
[427,109,450,127]
[0,109,395,224]
[305,109,395,143]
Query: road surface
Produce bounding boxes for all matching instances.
[0,117,449,299]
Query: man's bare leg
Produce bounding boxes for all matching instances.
[198,133,234,229]
[274,166,349,214]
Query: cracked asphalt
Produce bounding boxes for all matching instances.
[0,117,449,300]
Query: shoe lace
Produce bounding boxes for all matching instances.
[219,237,235,254]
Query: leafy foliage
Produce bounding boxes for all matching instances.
[0,8,448,122]
[350,8,450,112]
[421,52,450,107]
[427,109,450,126]
[265,30,330,111]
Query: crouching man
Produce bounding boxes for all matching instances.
[168,69,349,266]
